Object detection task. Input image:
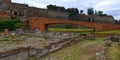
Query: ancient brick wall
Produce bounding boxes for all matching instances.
[0,11,11,19]
[0,0,117,25]
[11,3,28,20]
[29,17,120,31]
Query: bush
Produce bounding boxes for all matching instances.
[14,23,25,29]
[0,18,21,31]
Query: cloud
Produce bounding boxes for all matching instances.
[12,0,120,20]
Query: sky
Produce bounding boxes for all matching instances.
[12,0,120,20]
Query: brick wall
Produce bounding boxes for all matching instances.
[29,17,120,31]
[0,11,11,19]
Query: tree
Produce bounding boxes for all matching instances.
[47,4,57,10]
[97,10,107,16]
[56,6,65,11]
[87,8,94,15]
[66,8,79,14]
[68,12,79,20]
[47,4,65,11]
[66,8,79,20]
[80,10,83,14]
[98,11,103,16]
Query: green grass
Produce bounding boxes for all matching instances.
[49,28,120,35]
[49,28,94,34]
[108,44,120,60]
[39,38,103,60]
[94,30,120,35]
[28,57,36,60]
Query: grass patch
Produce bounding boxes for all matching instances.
[39,38,103,60]
[28,57,36,60]
[49,28,94,34]
[108,44,120,60]
[49,28,120,35]
[94,30,120,35]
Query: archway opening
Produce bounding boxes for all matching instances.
[47,24,95,34]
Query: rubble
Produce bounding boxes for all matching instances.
[0,30,91,60]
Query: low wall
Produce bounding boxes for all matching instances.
[0,47,30,60]
[0,36,84,60]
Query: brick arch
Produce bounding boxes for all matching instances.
[29,17,120,31]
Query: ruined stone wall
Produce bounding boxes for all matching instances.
[0,0,116,24]
[78,14,89,22]
[78,14,115,24]
[28,7,48,17]
[0,0,11,10]
[0,0,11,19]
[92,15,115,24]
[47,9,68,19]
[28,7,68,19]
[0,36,84,60]
[0,47,30,60]
[11,3,28,20]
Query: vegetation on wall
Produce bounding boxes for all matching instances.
[0,18,21,31]
[66,8,79,20]
[14,23,25,29]
[97,10,107,16]
[47,4,79,20]
[115,20,120,24]
[47,4,65,11]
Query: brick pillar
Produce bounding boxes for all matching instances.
[39,23,48,31]
[4,29,9,36]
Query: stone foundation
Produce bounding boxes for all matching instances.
[0,36,84,60]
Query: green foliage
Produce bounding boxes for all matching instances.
[94,30,120,34]
[66,8,79,14]
[68,12,79,20]
[47,4,79,14]
[0,18,21,31]
[14,23,25,29]
[80,10,84,14]
[66,8,79,20]
[115,20,120,24]
[97,10,107,16]
[49,28,94,34]
[97,11,103,16]
[47,4,65,11]
[47,4,80,20]
[87,8,94,15]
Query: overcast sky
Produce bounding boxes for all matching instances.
[12,0,120,20]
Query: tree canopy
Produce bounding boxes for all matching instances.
[47,4,65,11]
[66,8,79,20]
[87,8,94,15]
[66,8,79,14]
